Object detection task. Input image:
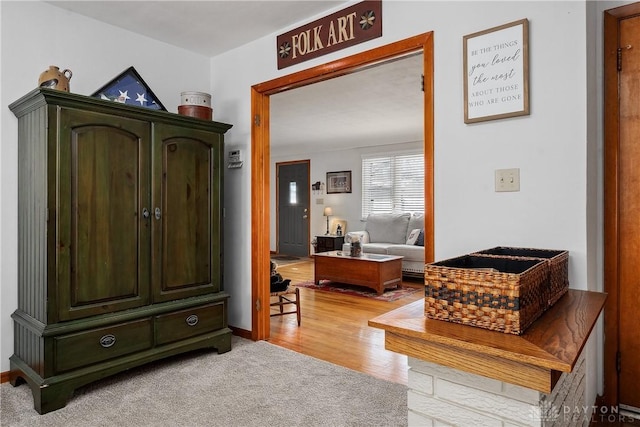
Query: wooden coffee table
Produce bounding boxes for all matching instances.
[314,251,403,295]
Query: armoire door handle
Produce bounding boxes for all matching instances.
[142,208,150,219]
[155,207,161,220]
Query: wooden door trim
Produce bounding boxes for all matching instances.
[275,160,311,256]
[251,32,435,340]
[603,1,640,407]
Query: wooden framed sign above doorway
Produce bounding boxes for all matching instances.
[276,0,382,69]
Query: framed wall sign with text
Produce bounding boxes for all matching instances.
[463,19,529,124]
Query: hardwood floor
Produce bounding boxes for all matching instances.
[268,258,424,385]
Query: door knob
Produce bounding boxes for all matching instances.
[303,215,308,219]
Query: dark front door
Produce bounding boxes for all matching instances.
[277,161,310,257]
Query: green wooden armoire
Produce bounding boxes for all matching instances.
[8,88,233,414]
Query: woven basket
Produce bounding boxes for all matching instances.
[471,247,569,307]
[424,255,549,335]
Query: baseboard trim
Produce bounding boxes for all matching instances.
[230,326,252,340]
[1,370,11,384]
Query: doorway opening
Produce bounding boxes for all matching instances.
[251,33,434,340]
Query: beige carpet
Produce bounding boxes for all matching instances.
[1,336,408,426]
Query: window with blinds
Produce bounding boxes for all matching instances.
[361,152,424,218]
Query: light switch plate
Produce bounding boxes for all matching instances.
[495,168,520,192]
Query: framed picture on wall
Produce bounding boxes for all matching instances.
[326,171,352,194]
[463,19,529,123]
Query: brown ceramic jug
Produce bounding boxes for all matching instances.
[38,66,72,92]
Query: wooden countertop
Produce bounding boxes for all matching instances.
[368,289,606,393]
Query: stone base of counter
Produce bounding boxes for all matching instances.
[407,352,587,427]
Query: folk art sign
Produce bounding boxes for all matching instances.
[276,0,382,69]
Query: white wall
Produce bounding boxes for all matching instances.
[0,1,213,373]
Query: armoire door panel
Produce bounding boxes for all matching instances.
[58,109,151,321]
[162,139,211,288]
[152,124,222,302]
[72,127,140,302]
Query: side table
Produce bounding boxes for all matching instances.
[315,235,345,253]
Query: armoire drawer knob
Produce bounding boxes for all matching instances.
[186,314,199,326]
[99,334,116,348]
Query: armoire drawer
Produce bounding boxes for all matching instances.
[54,318,153,373]
[155,303,225,346]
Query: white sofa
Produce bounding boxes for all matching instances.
[343,213,425,277]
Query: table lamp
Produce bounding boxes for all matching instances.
[323,207,333,235]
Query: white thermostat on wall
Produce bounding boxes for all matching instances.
[228,149,243,169]
[229,149,242,162]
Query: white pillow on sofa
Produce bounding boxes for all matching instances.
[406,228,421,245]
[406,213,424,242]
[365,213,411,244]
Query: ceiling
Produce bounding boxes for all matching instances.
[46,1,348,58]
[46,1,424,152]
[270,54,423,153]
